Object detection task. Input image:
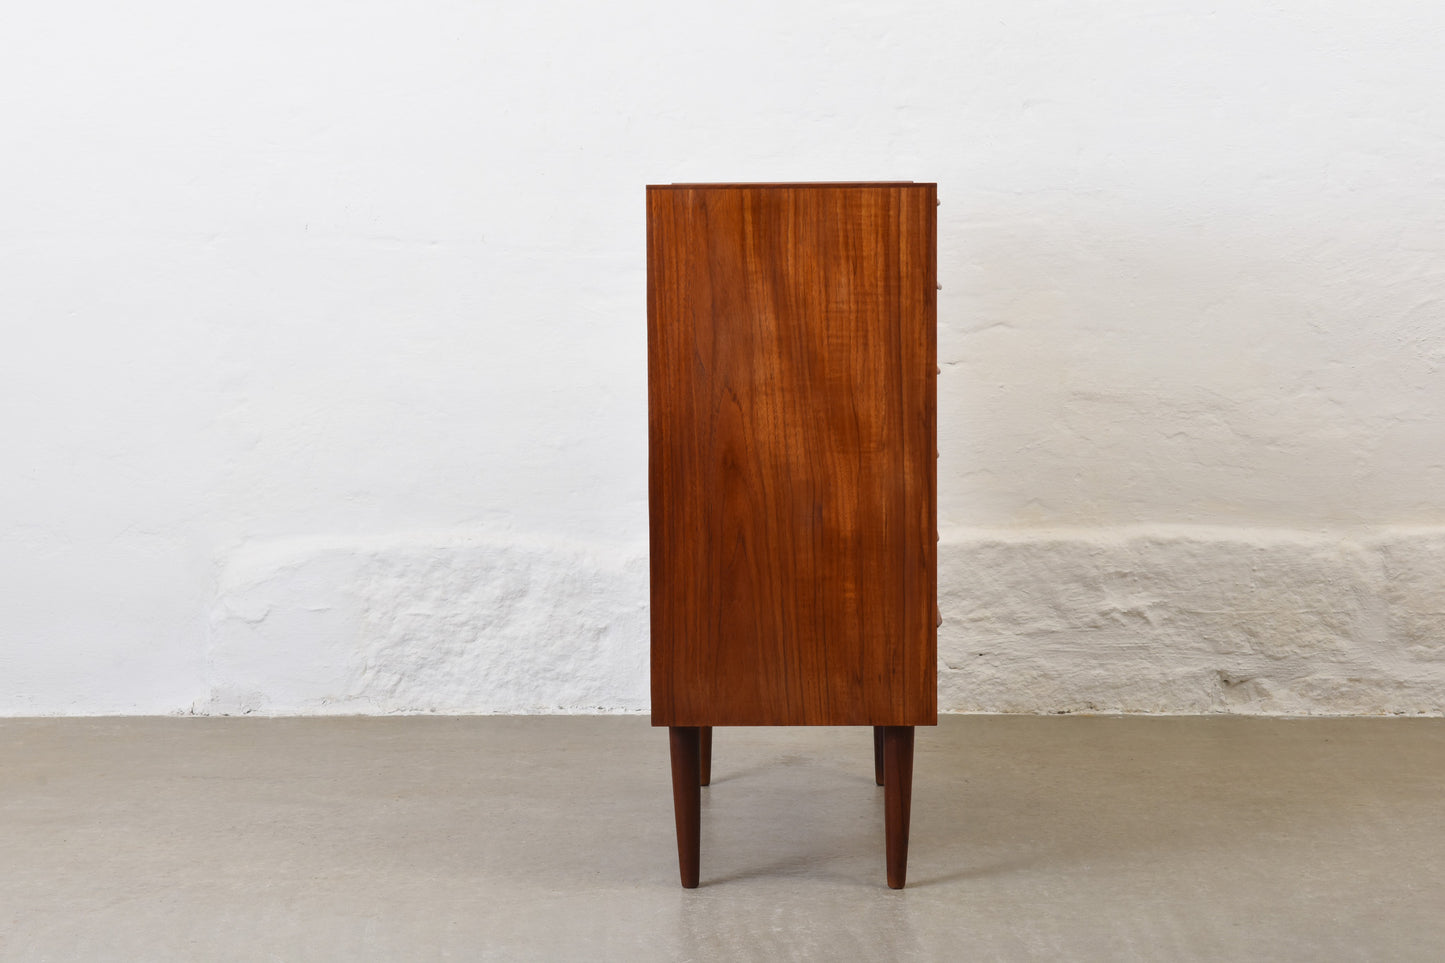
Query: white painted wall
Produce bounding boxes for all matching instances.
[2,1,1443,715]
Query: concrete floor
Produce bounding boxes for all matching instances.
[1,716,1443,961]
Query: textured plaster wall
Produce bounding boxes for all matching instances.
[2,1,1443,714]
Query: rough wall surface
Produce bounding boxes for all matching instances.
[939,527,1445,715]
[207,533,650,715]
[3,1,1444,714]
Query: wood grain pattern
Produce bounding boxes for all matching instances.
[648,184,937,727]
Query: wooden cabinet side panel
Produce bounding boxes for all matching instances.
[649,185,936,726]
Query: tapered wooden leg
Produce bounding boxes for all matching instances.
[668,726,701,888]
[873,726,885,786]
[882,726,915,889]
[699,726,713,787]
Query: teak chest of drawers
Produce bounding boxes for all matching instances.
[647,182,937,888]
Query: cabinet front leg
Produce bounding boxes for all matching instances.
[668,726,702,888]
[882,726,915,889]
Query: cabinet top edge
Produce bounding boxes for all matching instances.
[648,181,933,190]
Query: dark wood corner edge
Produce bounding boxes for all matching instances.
[647,181,935,191]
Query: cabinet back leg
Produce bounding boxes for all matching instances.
[699,726,713,787]
[873,726,885,786]
[668,726,702,888]
[882,726,915,889]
